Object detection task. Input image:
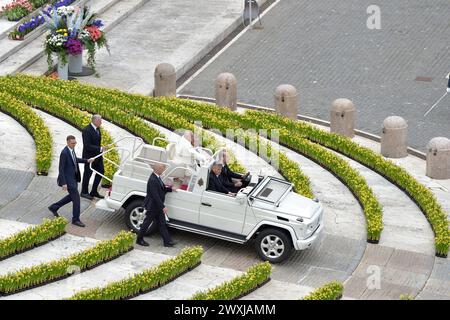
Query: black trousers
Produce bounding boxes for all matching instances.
[137,209,172,244]
[49,184,81,222]
[81,159,104,194]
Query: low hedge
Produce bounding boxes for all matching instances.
[9,74,247,178]
[0,217,67,260]
[302,281,343,300]
[0,76,120,184]
[69,246,203,300]
[0,91,52,174]
[242,109,450,256]
[190,261,272,300]
[27,77,313,198]
[0,230,135,295]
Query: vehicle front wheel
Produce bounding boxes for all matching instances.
[255,228,293,263]
[124,199,157,235]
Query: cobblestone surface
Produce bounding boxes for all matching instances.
[181,0,450,151]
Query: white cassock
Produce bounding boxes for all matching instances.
[175,136,209,165]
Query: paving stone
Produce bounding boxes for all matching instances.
[182,0,450,151]
[386,249,434,276]
[0,234,97,276]
[0,218,31,239]
[134,264,242,300]
[241,279,314,300]
[343,276,369,299]
[297,267,349,288]
[359,244,394,267]
[0,168,34,210]
[0,176,91,224]
[4,249,169,300]
[0,111,36,172]
[360,282,417,300]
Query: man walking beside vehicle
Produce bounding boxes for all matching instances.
[136,163,176,247]
[81,114,107,200]
[48,135,93,227]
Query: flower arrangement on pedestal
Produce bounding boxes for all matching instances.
[43,5,109,76]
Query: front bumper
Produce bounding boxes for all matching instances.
[95,197,122,212]
[294,222,323,250]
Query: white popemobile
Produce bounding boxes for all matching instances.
[93,136,323,263]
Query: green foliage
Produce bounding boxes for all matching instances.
[0,75,120,184]
[242,109,450,255]
[302,281,343,300]
[190,261,272,300]
[0,217,67,260]
[0,230,135,295]
[0,90,52,174]
[69,246,203,300]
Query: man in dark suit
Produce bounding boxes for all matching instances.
[81,114,107,200]
[48,135,93,227]
[219,149,250,193]
[207,162,236,196]
[136,163,176,247]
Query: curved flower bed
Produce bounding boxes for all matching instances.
[8,74,249,181]
[0,76,119,184]
[69,246,203,300]
[0,217,67,260]
[190,261,272,300]
[0,90,52,174]
[240,109,450,257]
[22,76,314,198]
[302,281,343,300]
[0,230,135,295]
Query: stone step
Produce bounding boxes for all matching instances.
[0,111,36,172]
[241,279,314,300]
[0,218,30,239]
[0,0,148,76]
[0,232,97,276]
[2,248,170,300]
[133,264,242,300]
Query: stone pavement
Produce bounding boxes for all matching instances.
[0,112,35,172]
[180,0,450,151]
[23,0,251,95]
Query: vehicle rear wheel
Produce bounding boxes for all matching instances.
[124,199,157,235]
[255,228,293,263]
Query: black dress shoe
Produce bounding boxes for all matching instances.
[136,239,149,246]
[163,241,176,247]
[90,192,104,199]
[80,193,94,200]
[72,220,86,228]
[48,206,60,217]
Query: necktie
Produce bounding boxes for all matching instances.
[158,176,164,188]
[71,149,78,173]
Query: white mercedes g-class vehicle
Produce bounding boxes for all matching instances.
[94,137,323,263]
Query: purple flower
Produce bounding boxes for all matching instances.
[91,19,103,28]
[65,38,83,55]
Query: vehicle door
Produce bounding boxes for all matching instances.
[199,190,247,235]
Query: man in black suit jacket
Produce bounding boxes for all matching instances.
[136,163,176,247]
[48,135,93,227]
[219,150,250,193]
[207,162,235,196]
[81,114,107,200]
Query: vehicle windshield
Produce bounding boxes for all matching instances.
[250,177,292,204]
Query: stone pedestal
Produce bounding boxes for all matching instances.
[154,63,176,97]
[381,116,408,158]
[330,98,355,138]
[274,84,298,120]
[215,73,237,111]
[426,137,450,179]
